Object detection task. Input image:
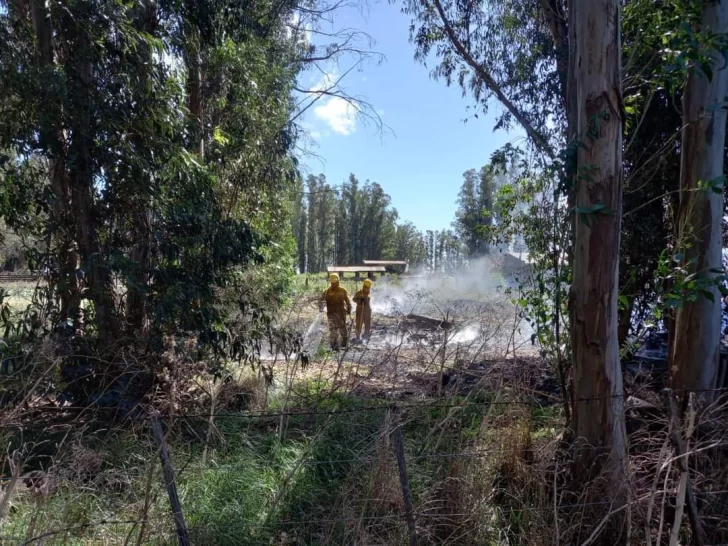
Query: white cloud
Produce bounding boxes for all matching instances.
[309,72,336,93]
[287,11,312,43]
[314,97,358,135]
[310,130,322,139]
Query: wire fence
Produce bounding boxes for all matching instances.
[1,291,726,545]
[3,260,727,544]
[3,384,728,546]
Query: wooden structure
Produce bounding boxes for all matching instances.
[503,251,533,277]
[362,260,408,274]
[327,265,385,279]
[0,271,42,283]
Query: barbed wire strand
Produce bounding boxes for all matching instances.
[4,384,727,430]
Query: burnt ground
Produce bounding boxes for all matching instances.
[265,298,561,407]
[271,297,679,415]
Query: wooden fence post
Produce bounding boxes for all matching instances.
[151,412,190,546]
[437,315,450,398]
[391,405,417,546]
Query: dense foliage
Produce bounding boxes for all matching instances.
[0,0,302,399]
[402,0,728,352]
[453,165,499,256]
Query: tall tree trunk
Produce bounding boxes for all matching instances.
[31,0,80,329]
[68,25,118,348]
[185,29,204,158]
[666,190,681,373]
[570,0,627,485]
[670,1,728,397]
[126,209,152,334]
[125,0,157,336]
[51,162,80,328]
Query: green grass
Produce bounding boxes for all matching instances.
[2,375,564,545]
[292,273,377,299]
[0,280,38,315]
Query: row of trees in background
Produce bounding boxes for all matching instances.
[293,174,406,272]
[292,172,472,272]
[453,166,498,256]
[292,165,507,274]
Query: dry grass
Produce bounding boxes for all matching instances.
[3,280,728,545]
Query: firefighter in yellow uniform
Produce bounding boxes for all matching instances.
[353,279,373,342]
[319,273,351,350]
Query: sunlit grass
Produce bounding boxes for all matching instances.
[2,370,564,545]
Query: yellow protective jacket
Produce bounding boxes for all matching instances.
[321,286,351,318]
[353,290,370,313]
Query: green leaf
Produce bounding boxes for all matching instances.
[213,127,231,146]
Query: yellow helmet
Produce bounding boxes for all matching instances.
[363,279,373,288]
[329,273,340,283]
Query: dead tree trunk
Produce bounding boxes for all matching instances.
[570,0,628,483]
[670,1,728,398]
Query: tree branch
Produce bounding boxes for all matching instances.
[537,0,569,110]
[291,64,389,137]
[428,0,555,157]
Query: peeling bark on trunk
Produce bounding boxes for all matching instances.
[670,1,728,399]
[570,0,627,486]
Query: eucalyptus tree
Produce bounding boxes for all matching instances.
[670,1,728,395]
[0,0,301,367]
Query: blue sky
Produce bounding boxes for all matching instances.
[297,1,524,232]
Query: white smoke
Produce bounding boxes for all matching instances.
[367,256,534,353]
[369,257,511,318]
